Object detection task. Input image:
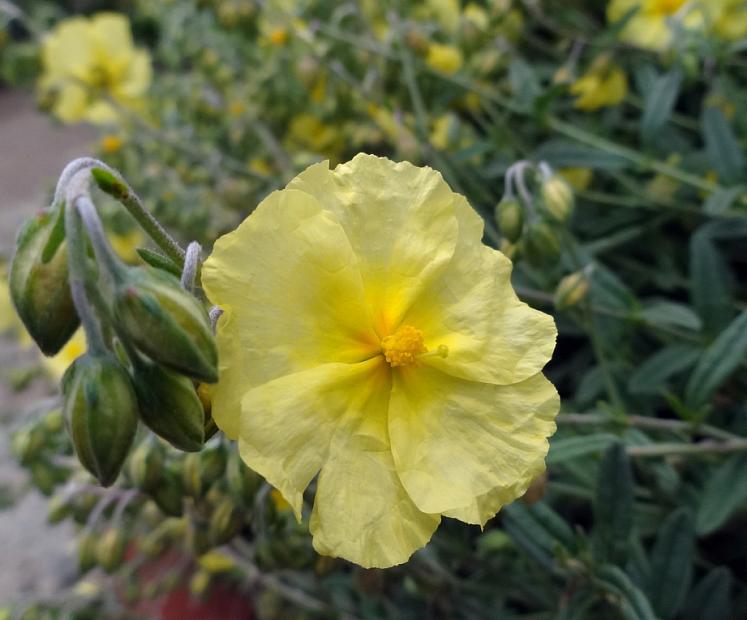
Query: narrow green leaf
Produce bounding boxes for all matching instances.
[702,107,745,184]
[509,58,540,109]
[593,443,633,564]
[689,231,734,334]
[639,301,702,332]
[532,140,628,170]
[640,69,682,139]
[41,203,66,263]
[596,565,658,620]
[647,508,694,619]
[502,504,555,572]
[696,455,747,535]
[527,501,576,552]
[684,311,747,409]
[136,247,182,277]
[547,433,618,465]
[629,345,701,395]
[683,567,732,620]
[703,186,744,216]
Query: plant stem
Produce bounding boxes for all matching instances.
[558,413,740,441]
[64,201,107,356]
[627,439,747,458]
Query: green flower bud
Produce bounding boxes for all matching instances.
[554,271,590,310]
[182,453,203,497]
[495,198,524,242]
[96,526,127,573]
[150,472,184,517]
[10,426,45,466]
[9,207,79,355]
[77,532,98,572]
[140,517,186,557]
[540,174,574,223]
[523,222,561,266]
[187,519,212,555]
[47,492,72,524]
[209,497,243,545]
[63,354,139,487]
[30,460,58,495]
[113,267,218,383]
[127,436,164,492]
[133,362,205,452]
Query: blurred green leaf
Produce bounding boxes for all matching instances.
[533,140,628,170]
[647,509,694,619]
[639,301,702,332]
[684,311,747,409]
[696,455,747,535]
[509,58,540,110]
[689,231,734,334]
[596,565,658,620]
[702,107,745,184]
[593,443,633,564]
[629,344,701,395]
[640,69,681,141]
[684,567,732,620]
[703,186,744,216]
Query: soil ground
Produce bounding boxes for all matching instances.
[0,89,95,605]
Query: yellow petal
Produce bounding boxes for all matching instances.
[50,83,89,123]
[287,154,460,334]
[388,367,559,521]
[41,18,94,83]
[239,359,387,518]
[202,188,380,438]
[89,13,135,63]
[404,196,556,385]
[310,431,440,569]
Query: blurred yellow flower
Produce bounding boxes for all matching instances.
[607,0,703,50]
[109,228,145,264]
[559,168,593,191]
[202,154,559,568]
[100,134,124,154]
[708,0,747,40]
[42,330,86,380]
[426,43,463,75]
[287,114,343,161]
[570,57,628,111]
[39,13,151,124]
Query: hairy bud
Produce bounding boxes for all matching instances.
[495,198,524,242]
[540,174,574,223]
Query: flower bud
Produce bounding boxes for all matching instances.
[96,526,127,573]
[189,569,212,598]
[47,492,72,524]
[77,531,98,572]
[182,453,203,497]
[187,519,212,555]
[150,472,184,517]
[523,222,561,266]
[9,207,79,355]
[554,271,590,310]
[127,436,164,492]
[10,426,45,466]
[63,354,139,487]
[495,198,524,242]
[540,174,574,223]
[209,497,243,545]
[113,267,218,383]
[132,362,205,452]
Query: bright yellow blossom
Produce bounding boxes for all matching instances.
[39,13,151,125]
[202,154,559,568]
[570,57,628,111]
[708,0,747,41]
[607,0,704,51]
[425,43,463,75]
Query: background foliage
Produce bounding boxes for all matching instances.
[1,0,747,618]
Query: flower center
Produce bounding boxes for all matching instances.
[381,324,427,367]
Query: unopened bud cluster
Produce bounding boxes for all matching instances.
[494,161,575,267]
[9,163,219,488]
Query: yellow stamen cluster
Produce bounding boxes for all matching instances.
[381,324,427,368]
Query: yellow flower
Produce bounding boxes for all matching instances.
[709,0,747,40]
[42,330,86,380]
[39,13,151,125]
[100,134,124,154]
[570,57,628,111]
[607,0,704,51]
[425,43,463,75]
[202,154,559,568]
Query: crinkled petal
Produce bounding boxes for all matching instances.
[404,196,556,385]
[286,154,459,334]
[203,188,379,438]
[41,18,94,83]
[388,367,559,521]
[239,358,386,517]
